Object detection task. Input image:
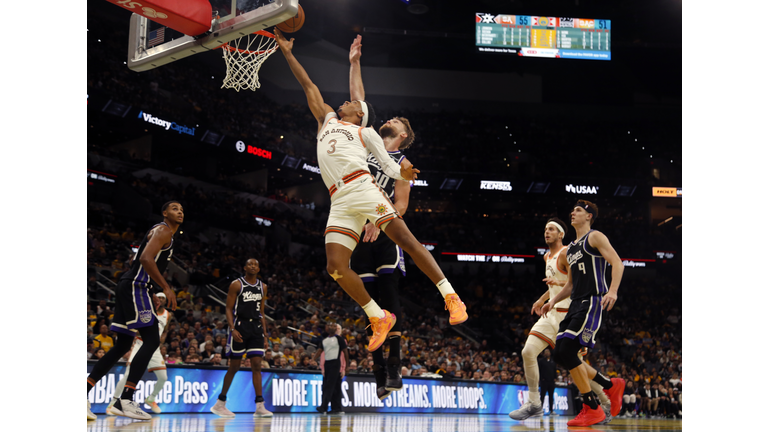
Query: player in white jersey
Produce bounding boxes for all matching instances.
[510,218,571,420]
[509,217,615,422]
[275,29,467,353]
[107,292,171,414]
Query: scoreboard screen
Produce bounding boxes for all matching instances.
[475,13,611,61]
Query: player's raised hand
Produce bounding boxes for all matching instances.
[362,222,380,242]
[274,28,294,53]
[349,34,362,63]
[399,160,420,181]
[601,291,618,311]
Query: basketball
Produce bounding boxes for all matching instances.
[276,5,305,33]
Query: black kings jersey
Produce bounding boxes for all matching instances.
[120,222,174,289]
[366,150,405,199]
[566,230,608,301]
[233,277,264,321]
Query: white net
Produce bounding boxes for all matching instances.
[220,31,278,92]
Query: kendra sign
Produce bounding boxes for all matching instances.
[138,111,196,136]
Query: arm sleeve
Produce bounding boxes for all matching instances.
[362,128,405,181]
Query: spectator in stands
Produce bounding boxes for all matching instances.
[93,348,106,360]
[94,324,115,353]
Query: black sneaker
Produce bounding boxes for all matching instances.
[385,363,403,391]
[373,365,391,400]
[328,410,345,415]
[316,407,326,414]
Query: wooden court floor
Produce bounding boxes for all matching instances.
[86,412,683,432]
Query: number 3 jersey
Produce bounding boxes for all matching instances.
[567,230,609,301]
[316,112,404,192]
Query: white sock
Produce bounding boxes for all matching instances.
[436,279,455,298]
[148,369,168,402]
[362,299,385,319]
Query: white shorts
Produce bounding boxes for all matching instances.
[128,340,166,372]
[324,172,400,250]
[528,308,570,349]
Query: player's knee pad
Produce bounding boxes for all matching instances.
[553,337,583,370]
[154,369,168,385]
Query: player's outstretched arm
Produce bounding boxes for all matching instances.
[274,28,334,131]
[589,231,624,311]
[349,34,365,101]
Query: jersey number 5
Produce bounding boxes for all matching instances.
[327,139,337,154]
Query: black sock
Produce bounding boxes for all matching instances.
[218,395,227,402]
[593,372,613,389]
[372,346,386,368]
[388,336,401,363]
[255,395,264,403]
[583,391,599,410]
[120,384,136,401]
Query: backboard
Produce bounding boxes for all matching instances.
[127,0,299,72]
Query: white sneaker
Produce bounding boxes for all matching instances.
[106,398,118,416]
[211,399,236,418]
[597,405,613,425]
[254,402,273,417]
[509,402,544,420]
[87,399,97,421]
[145,400,162,414]
[111,399,152,420]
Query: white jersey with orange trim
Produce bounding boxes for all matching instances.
[317,112,404,192]
[545,246,572,310]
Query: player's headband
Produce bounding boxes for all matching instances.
[546,221,565,234]
[156,292,166,298]
[575,202,597,218]
[357,100,369,128]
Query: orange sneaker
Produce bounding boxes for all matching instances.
[444,293,468,325]
[367,311,396,352]
[567,404,606,427]
[604,378,626,417]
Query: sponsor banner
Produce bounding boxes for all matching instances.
[652,187,682,198]
[518,48,559,58]
[87,364,573,415]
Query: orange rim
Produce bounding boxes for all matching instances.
[216,30,276,54]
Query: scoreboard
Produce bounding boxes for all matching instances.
[475,13,611,61]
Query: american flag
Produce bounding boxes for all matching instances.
[147,27,165,48]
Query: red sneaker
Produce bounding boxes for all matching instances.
[604,378,626,417]
[567,404,606,427]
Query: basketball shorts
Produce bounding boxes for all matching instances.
[325,173,401,251]
[110,279,157,336]
[528,308,570,349]
[226,318,265,359]
[129,339,165,372]
[350,234,406,281]
[556,296,604,349]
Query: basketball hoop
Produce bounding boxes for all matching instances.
[219,30,277,92]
